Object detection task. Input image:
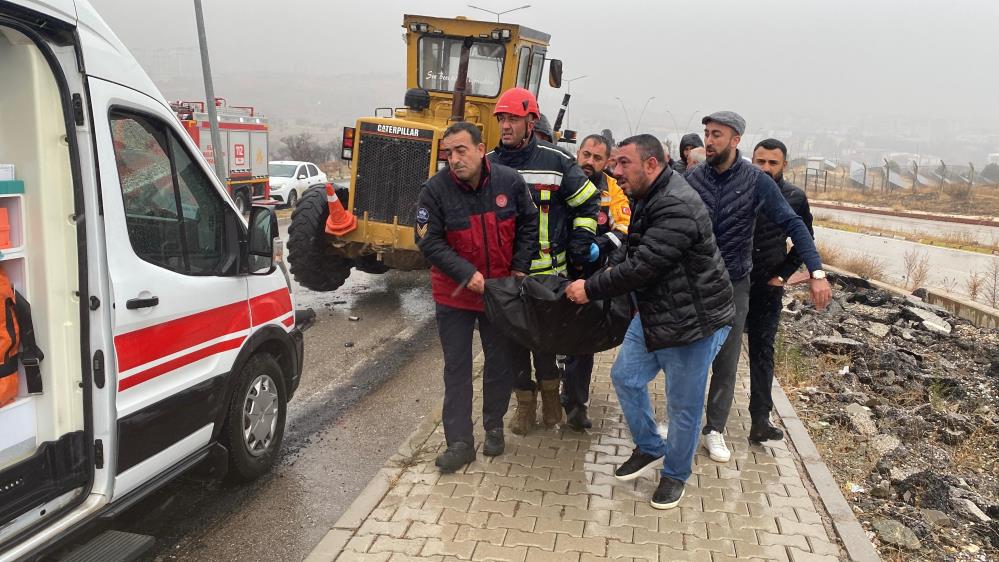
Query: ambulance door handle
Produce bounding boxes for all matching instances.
[126,296,160,309]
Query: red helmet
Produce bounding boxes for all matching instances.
[493,87,540,119]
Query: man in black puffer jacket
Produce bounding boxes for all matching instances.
[685,111,831,464]
[746,138,813,443]
[566,135,733,511]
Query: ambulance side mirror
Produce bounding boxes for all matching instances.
[247,206,278,275]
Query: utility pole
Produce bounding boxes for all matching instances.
[194,0,226,183]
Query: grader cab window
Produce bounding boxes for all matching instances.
[418,36,505,97]
[528,51,545,96]
[516,47,530,88]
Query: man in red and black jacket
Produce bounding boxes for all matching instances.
[416,121,539,473]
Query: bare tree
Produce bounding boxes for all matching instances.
[966,271,983,303]
[985,258,999,308]
[276,133,337,164]
[902,248,931,290]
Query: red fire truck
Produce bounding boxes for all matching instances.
[172,97,273,213]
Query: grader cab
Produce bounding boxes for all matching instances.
[287,14,563,291]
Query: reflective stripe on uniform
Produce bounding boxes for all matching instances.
[565,180,598,207]
[531,255,552,270]
[519,171,563,185]
[604,232,622,248]
[573,217,598,233]
[530,251,566,275]
[540,190,551,202]
[539,206,550,250]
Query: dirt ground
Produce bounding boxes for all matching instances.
[775,273,999,561]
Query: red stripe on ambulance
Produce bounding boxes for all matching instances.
[117,337,246,392]
[115,289,293,392]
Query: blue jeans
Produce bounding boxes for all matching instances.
[611,315,731,482]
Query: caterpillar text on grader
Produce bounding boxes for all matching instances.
[287,14,564,291]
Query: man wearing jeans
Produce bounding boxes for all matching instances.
[566,135,733,509]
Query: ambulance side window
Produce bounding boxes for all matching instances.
[111,110,232,276]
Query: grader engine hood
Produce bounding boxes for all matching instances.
[350,119,437,229]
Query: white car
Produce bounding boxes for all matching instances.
[268,160,327,207]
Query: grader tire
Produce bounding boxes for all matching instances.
[287,184,353,292]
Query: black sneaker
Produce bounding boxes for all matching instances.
[749,417,785,443]
[614,447,663,481]
[650,476,685,510]
[483,428,505,457]
[565,405,591,432]
[435,442,475,473]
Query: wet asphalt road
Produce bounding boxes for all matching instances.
[108,226,446,560]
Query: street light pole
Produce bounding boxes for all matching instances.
[467,4,531,22]
[614,97,633,136]
[194,0,226,184]
[561,75,586,131]
[683,109,699,132]
[634,96,656,132]
[665,108,680,148]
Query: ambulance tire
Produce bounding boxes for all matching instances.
[224,353,288,482]
[287,184,353,292]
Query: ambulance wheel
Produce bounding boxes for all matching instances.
[287,184,353,291]
[224,353,287,482]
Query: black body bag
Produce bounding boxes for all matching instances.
[483,275,631,356]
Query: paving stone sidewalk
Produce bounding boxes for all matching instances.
[306,350,864,562]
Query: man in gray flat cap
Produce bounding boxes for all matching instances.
[685,110,831,463]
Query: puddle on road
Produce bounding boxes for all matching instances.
[293,269,434,321]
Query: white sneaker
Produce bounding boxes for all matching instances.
[702,430,731,462]
[657,423,669,440]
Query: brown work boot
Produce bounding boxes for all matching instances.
[539,379,564,426]
[510,390,537,435]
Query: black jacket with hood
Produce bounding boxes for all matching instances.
[671,133,704,174]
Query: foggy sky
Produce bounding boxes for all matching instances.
[89,0,999,148]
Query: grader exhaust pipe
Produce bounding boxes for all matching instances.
[449,37,474,122]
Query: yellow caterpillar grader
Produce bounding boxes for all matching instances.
[287,14,565,290]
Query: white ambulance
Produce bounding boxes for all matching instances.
[0,1,309,559]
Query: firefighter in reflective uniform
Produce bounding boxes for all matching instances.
[562,134,631,430]
[488,87,600,435]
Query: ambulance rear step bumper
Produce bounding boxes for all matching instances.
[59,530,153,562]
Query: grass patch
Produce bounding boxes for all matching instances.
[774,331,811,388]
[953,427,999,475]
[815,239,887,281]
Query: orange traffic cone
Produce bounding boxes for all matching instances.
[324,183,357,236]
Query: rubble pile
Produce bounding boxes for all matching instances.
[781,273,999,561]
